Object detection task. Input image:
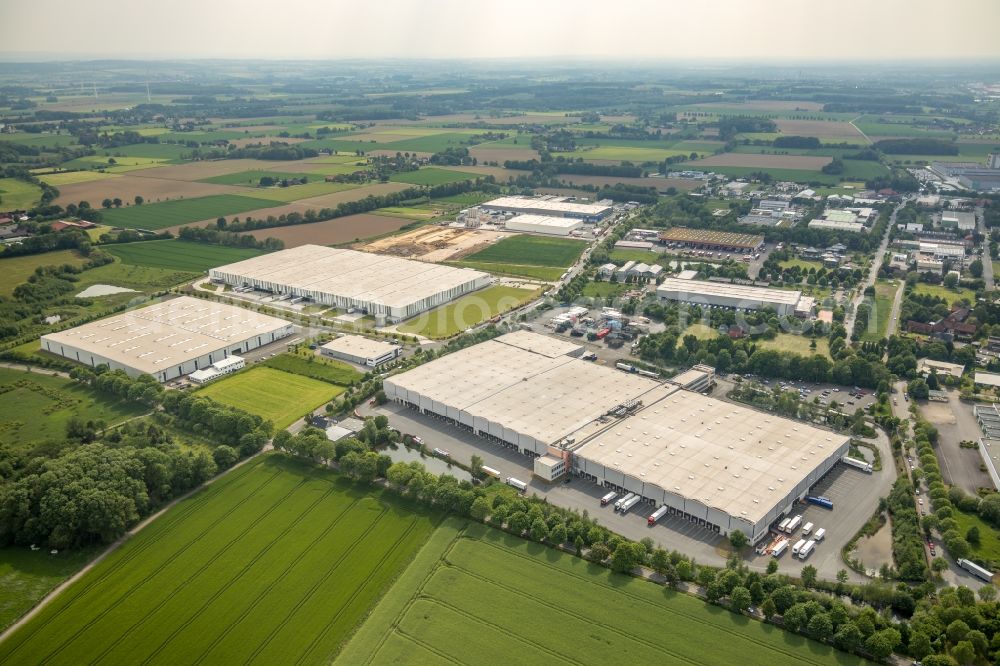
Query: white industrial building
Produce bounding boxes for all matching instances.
[189,355,245,384]
[383,331,849,542]
[320,335,400,367]
[808,219,866,233]
[656,278,803,317]
[504,214,584,236]
[40,296,293,382]
[480,196,612,221]
[209,245,491,323]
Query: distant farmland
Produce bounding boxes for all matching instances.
[101,195,284,230]
[388,168,479,186]
[194,367,336,429]
[0,456,440,665]
[106,240,266,272]
[336,520,866,665]
[239,213,414,248]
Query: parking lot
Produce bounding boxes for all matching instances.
[366,398,891,582]
[720,376,878,417]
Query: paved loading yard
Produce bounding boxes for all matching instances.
[367,400,891,582]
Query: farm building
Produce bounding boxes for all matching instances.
[209,245,491,323]
[504,214,584,236]
[320,335,400,367]
[40,296,293,382]
[656,278,803,316]
[479,196,612,222]
[657,227,765,252]
[383,331,848,542]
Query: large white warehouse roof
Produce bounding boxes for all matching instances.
[209,245,491,321]
[574,390,849,525]
[505,214,583,235]
[657,278,802,307]
[41,296,291,377]
[481,196,612,217]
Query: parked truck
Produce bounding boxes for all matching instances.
[777,517,792,533]
[614,493,636,511]
[600,491,618,506]
[798,539,817,559]
[958,558,995,582]
[616,362,637,373]
[814,527,826,542]
[786,515,803,533]
[791,539,807,556]
[619,495,642,514]
[648,505,668,526]
[842,456,873,473]
[481,466,501,479]
[772,540,789,557]
[802,522,814,536]
[506,477,528,492]
[806,495,834,509]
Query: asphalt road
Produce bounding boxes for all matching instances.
[885,280,905,338]
[977,206,993,291]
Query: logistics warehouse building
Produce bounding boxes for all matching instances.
[209,245,491,323]
[384,331,849,541]
[40,296,293,382]
[480,196,612,222]
[657,278,804,317]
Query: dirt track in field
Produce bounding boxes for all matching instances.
[775,119,866,140]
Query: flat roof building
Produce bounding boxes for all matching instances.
[321,335,400,367]
[384,331,847,542]
[480,196,612,221]
[808,219,866,233]
[40,296,293,382]
[656,278,802,316]
[209,245,491,323]
[658,227,765,251]
[505,214,584,236]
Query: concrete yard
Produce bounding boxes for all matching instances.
[918,389,993,494]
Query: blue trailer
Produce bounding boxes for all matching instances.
[806,495,833,510]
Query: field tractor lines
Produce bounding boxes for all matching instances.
[37,477,309,666]
[96,483,341,666]
[438,563,701,666]
[249,506,392,664]
[292,517,423,666]
[392,628,463,665]
[190,496,364,665]
[420,596,579,665]
[468,538,829,664]
[360,525,469,664]
[0,465,281,661]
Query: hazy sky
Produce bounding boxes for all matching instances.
[2,0,999,61]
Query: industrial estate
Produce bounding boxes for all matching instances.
[2,40,1000,666]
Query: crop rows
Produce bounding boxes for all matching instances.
[0,457,439,666]
[337,523,862,666]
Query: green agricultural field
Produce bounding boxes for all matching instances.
[195,366,337,429]
[336,520,866,665]
[261,351,363,386]
[0,368,148,454]
[0,455,441,665]
[780,258,823,271]
[237,181,361,202]
[199,170,314,186]
[0,250,89,297]
[582,281,626,298]
[0,133,79,148]
[100,195,284,230]
[757,333,831,358]
[388,168,479,186]
[463,234,586,268]
[59,155,170,173]
[0,545,100,632]
[37,170,120,186]
[911,283,976,306]
[106,240,265,272]
[96,143,192,160]
[434,191,493,205]
[396,285,541,338]
[0,177,43,209]
[568,145,695,162]
[448,261,565,281]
